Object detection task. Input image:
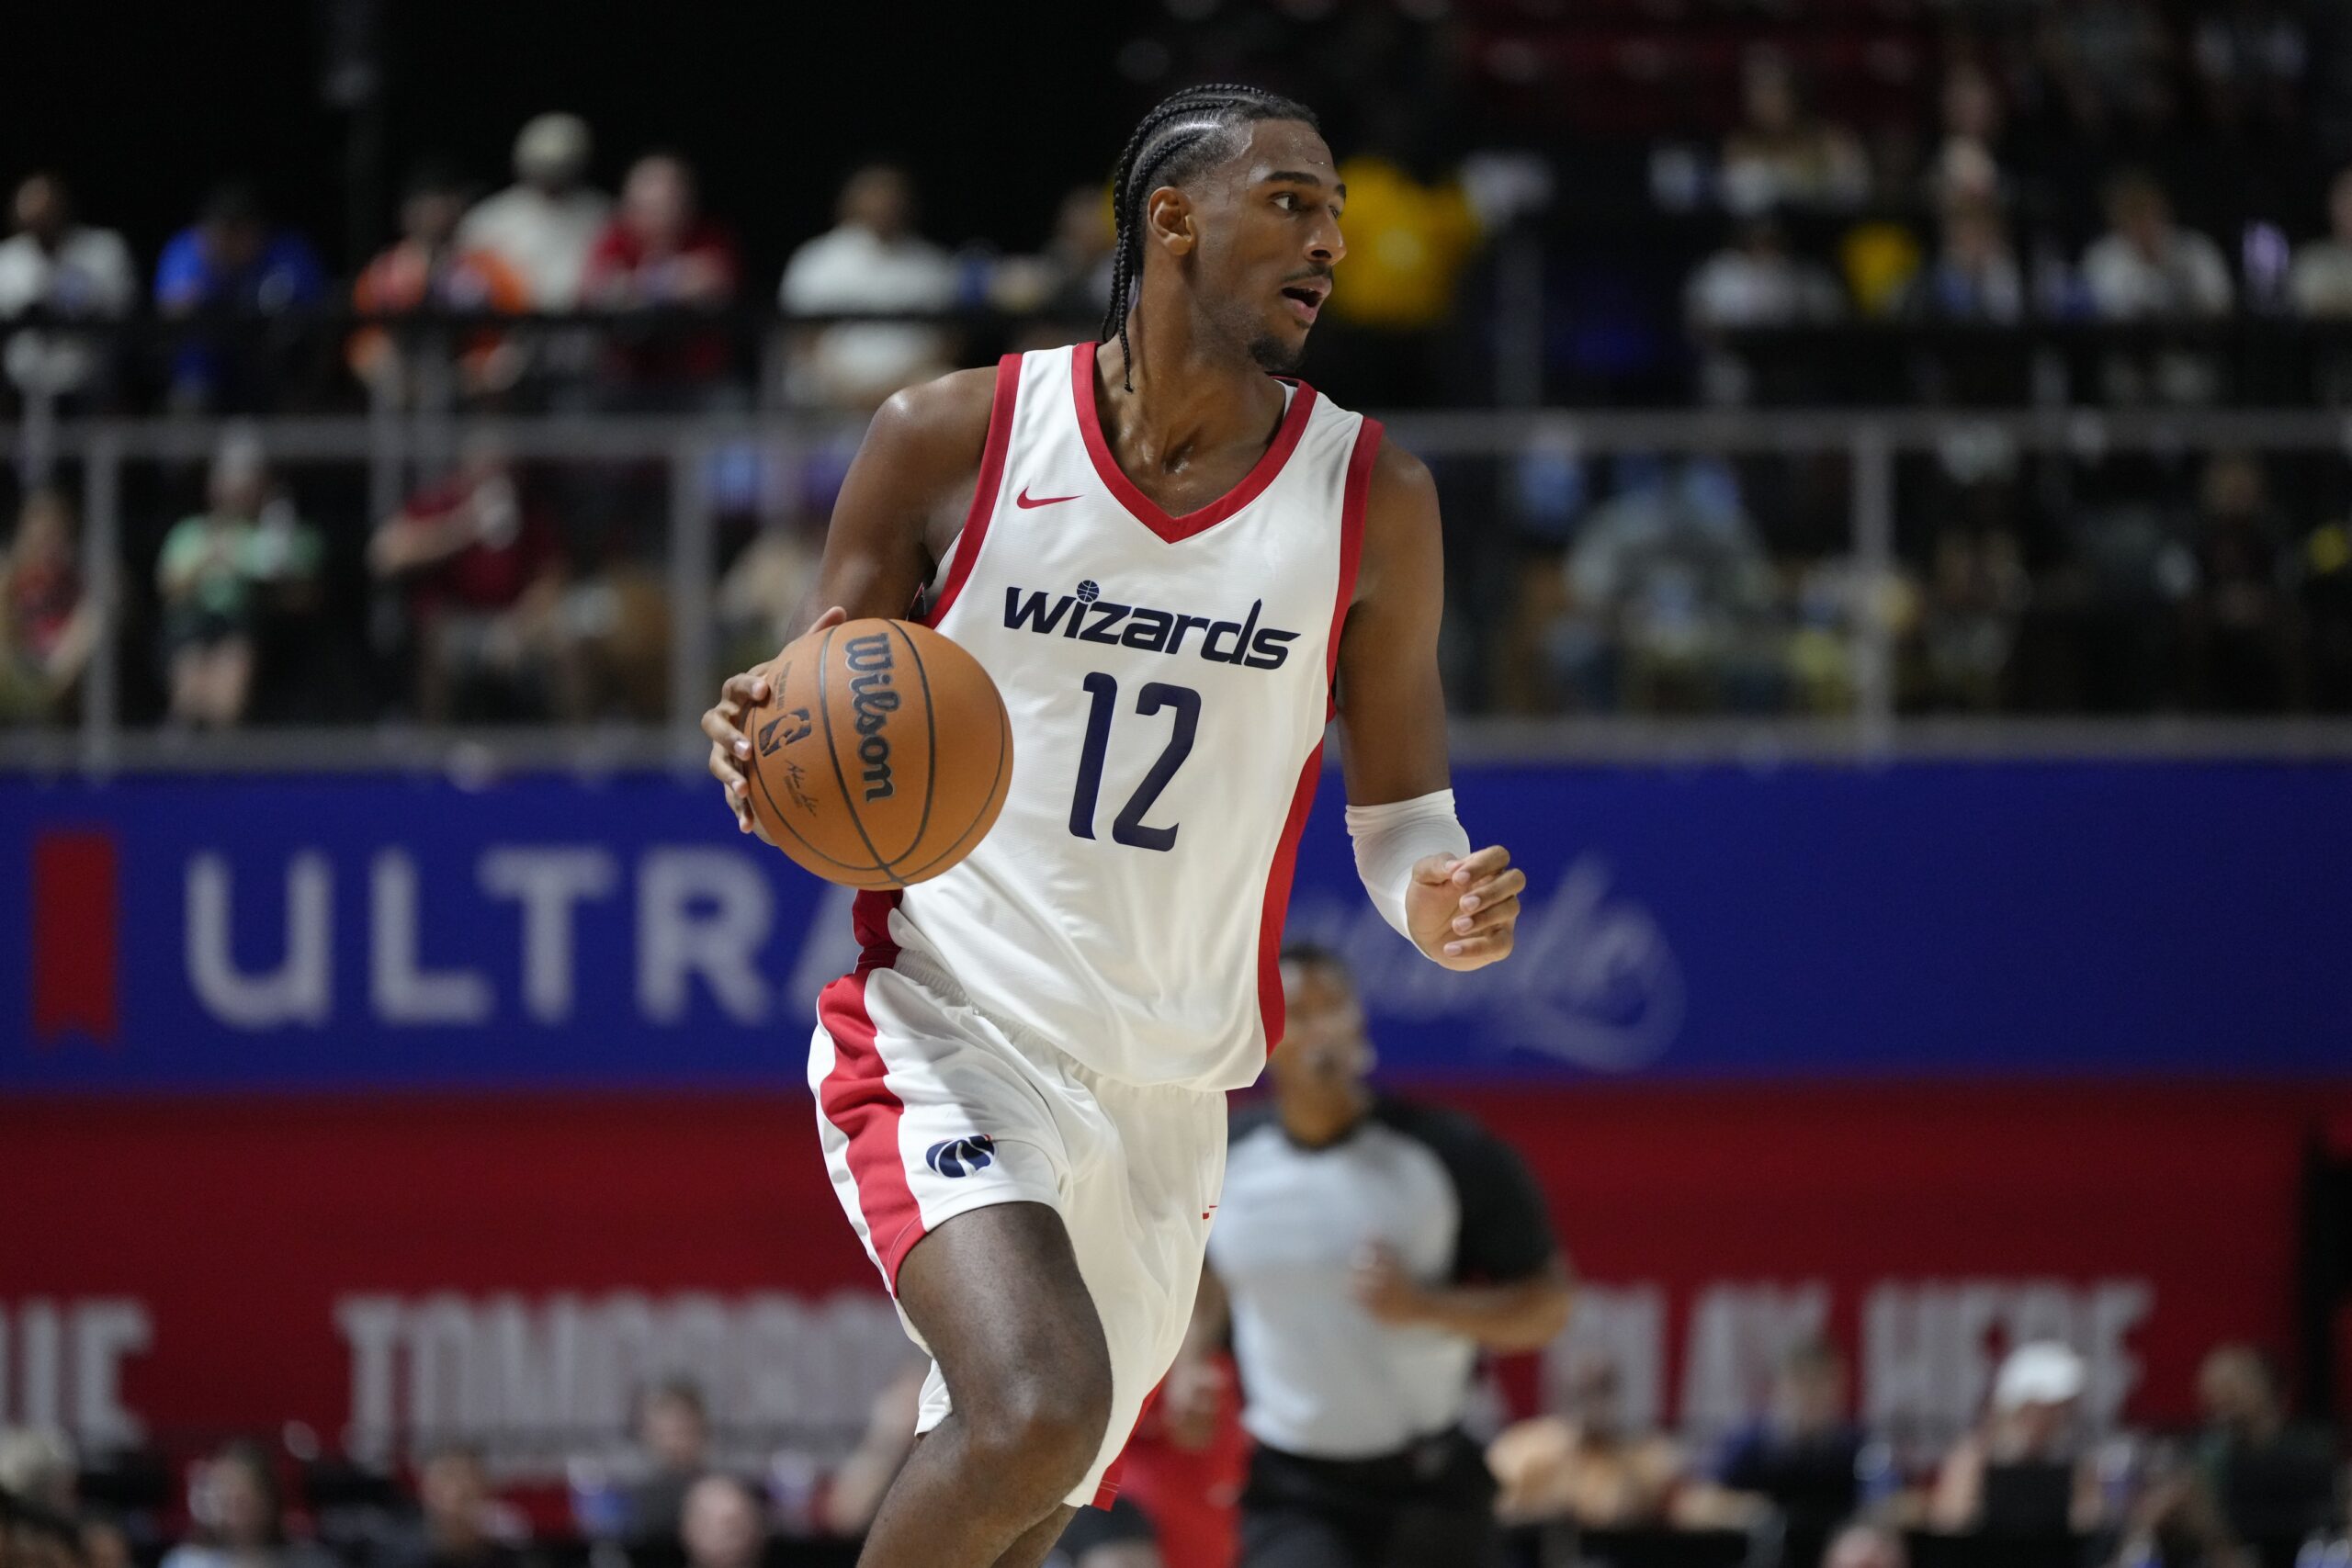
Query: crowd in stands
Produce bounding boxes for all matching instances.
[1,1342,2344,1568]
[10,3,2352,728]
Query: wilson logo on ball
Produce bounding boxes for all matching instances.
[842,633,899,802]
[925,1134,996,1178]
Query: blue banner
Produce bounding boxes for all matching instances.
[5,762,2348,1089]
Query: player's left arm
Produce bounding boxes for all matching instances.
[1333,439,1524,970]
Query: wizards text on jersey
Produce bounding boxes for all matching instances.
[1001,582,1300,670]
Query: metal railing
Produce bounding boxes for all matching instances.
[11,400,2352,775]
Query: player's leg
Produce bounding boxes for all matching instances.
[852,1201,1114,1567]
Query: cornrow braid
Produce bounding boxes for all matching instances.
[1099,82,1321,391]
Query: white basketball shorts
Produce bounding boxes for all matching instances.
[808,947,1227,1509]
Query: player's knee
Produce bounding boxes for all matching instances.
[964,1361,1113,1495]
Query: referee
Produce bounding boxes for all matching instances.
[1168,943,1575,1568]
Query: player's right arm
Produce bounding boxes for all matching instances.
[702,366,998,838]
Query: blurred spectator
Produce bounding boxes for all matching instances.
[2192,1344,2339,1548]
[2082,172,2233,320]
[2083,171,2233,404]
[368,434,560,721]
[0,489,100,724]
[0,1430,75,1516]
[1487,1350,1685,1529]
[818,1363,925,1540]
[2107,1446,2254,1568]
[381,1448,525,1568]
[1927,1341,2103,1535]
[678,1477,763,1568]
[159,1442,337,1568]
[581,153,740,396]
[717,508,823,679]
[779,164,955,410]
[1692,1340,1868,1538]
[622,1380,711,1547]
[2191,0,2307,127]
[2034,0,2175,130]
[1719,52,1868,217]
[2180,456,2296,711]
[1841,213,1926,322]
[2289,166,2352,316]
[1929,65,2010,211]
[1686,216,1844,405]
[1310,149,1483,405]
[1902,198,2027,324]
[458,114,613,310]
[0,172,135,409]
[0,1486,84,1568]
[1332,151,1485,324]
[81,1516,133,1568]
[2304,512,2352,709]
[990,185,1115,345]
[350,164,530,404]
[1916,522,2030,712]
[155,436,322,728]
[153,186,327,411]
[1551,458,1783,712]
[1823,1522,1909,1568]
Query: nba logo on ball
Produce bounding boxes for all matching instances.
[926,1134,996,1178]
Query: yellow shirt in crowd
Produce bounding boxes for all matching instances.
[1328,156,1481,331]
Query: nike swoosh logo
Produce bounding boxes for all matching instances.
[1016,486,1080,509]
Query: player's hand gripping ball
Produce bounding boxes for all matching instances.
[729,618,1012,887]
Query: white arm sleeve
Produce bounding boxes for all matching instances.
[1345,789,1473,951]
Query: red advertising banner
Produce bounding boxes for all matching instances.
[6,1081,2340,1476]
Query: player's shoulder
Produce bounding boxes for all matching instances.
[868,364,1002,459]
[1359,427,1437,538]
[1364,431,1435,504]
[1348,432,1441,604]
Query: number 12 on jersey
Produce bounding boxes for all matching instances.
[1069,672,1200,852]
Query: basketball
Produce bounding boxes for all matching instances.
[741,617,1012,887]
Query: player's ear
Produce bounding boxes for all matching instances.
[1145,186,1196,256]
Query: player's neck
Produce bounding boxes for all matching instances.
[1101,311,1286,464]
[1277,1085,1372,1150]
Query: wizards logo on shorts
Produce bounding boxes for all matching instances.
[925,1134,996,1179]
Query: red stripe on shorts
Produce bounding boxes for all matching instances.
[817,890,926,1289]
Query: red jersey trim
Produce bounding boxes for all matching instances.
[1255,743,1325,1052]
[924,353,1023,626]
[1330,415,1381,690]
[1254,412,1383,1050]
[1069,341,1318,545]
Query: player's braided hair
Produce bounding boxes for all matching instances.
[1099,82,1321,391]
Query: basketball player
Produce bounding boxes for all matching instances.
[701,85,1523,1568]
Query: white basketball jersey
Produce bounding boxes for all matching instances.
[849,343,1382,1092]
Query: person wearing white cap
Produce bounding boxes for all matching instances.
[1927,1341,2104,1535]
[458,113,614,310]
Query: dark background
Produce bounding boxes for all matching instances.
[0,1,1141,285]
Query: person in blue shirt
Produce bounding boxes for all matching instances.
[153,184,326,410]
